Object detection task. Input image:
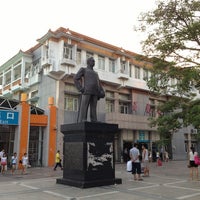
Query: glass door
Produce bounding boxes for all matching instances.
[28,126,43,167]
[0,125,15,157]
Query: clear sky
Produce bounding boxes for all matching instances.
[0,0,156,66]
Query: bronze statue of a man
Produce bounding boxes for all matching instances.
[74,57,105,122]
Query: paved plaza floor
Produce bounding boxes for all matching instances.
[0,160,200,200]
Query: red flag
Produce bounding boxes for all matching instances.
[145,103,151,113]
[132,101,137,111]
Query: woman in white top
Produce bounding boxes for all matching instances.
[21,153,28,174]
[189,147,198,180]
[11,152,17,175]
[1,153,7,174]
[142,144,149,177]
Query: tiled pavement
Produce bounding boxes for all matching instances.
[0,160,200,200]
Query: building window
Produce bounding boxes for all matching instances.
[64,94,79,111]
[76,49,81,65]
[13,65,21,80]
[120,61,126,73]
[63,43,73,59]
[119,102,129,114]
[106,91,115,113]
[98,56,105,70]
[32,60,40,76]
[135,66,140,79]
[143,69,148,80]
[119,93,131,114]
[106,100,114,113]
[106,91,114,98]
[129,64,132,77]
[0,75,3,88]
[5,70,11,85]
[109,59,115,73]
[25,63,31,78]
[86,52,93,60]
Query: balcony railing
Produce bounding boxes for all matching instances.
[41,58,54,67]
[105,112,156,131]
[117,70,129,80]
[60,58,76,67]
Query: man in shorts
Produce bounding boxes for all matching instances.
[129,143,143,181]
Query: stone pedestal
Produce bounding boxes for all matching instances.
[56,122,122,188]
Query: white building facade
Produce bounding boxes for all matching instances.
[0,27,192,162]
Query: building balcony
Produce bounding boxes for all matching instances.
[117,71,129,80]
[41,58,54,67]
[2,84,12,97]
[11,79,22,92]
[28,74,41,86]
[28,95,39,102]
[2,79,30,94]
[60,58,76,67]
[105,112,157,131]
[43,64,54,75]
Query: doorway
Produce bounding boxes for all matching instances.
[0,125,15,157]
[123,141,132,162]
[28,126,43,167]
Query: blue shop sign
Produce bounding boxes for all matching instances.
[137,140,150,143]
[0,110,19,125]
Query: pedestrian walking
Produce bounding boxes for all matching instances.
[53,150,63,171]
[21,153,29,174]
[156,151,160,161]
[11,152,17,175]
[156,151,162,166]
[189,147,198,180]
[0,149,5,172]
[148,150,152,162]
[142,144,150,177]
[1,153,7,174]
[0,149,5,158]
[164,151,169,162]
[129,143,143,181]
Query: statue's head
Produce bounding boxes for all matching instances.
[87,57,95,68]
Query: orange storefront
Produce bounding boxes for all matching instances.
[0,94,57,167]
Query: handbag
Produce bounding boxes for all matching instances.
[126,160,132,172]
[194,155,200,165]
[157,159,162,166]
[97,84,105,99]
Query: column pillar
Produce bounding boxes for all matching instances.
[48,97,57,166]
[19,93,30,160]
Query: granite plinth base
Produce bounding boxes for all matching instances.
[56,177,122,188]
[57,121,122,188]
